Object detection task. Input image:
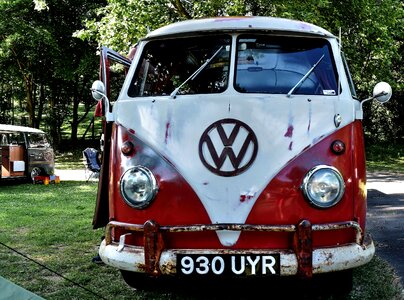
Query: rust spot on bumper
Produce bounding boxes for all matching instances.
[293,220,313,278]
[144,220,165,276]
[104,219,365,277]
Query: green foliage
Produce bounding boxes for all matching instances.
[75,0,178,51]
[366,143,404,172]
[0,0,103,147]
[0,0,403,144]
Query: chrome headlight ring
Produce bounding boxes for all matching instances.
[301,165,345,209]
[120,166,158,209]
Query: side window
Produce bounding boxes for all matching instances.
[100,47,132,110]
[108,62,127,104]
[0,133,8,146]
[341,52,357,98]
[9,132,25,144]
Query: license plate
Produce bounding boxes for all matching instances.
[177,254,280,276]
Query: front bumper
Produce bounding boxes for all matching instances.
[99,220,375,278]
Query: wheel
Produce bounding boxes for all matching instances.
[31,167,42,179]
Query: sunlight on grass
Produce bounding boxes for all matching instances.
[55,151,84,170]
[366,144,404,173]
[59,103,103,141]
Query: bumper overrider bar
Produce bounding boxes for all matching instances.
[100,220,374,278]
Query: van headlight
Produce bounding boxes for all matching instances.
[301,165,345,208]
[120,166,158,209]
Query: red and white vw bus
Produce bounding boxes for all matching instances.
[91,16,392,290]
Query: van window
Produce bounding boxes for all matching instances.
[235,35,338,95]
[341,52,357,98]
[9,132,25,144]
[0,133,8,146]
[27,133,49,148]
[128,35,231,97]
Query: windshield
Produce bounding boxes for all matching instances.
[27,133,50,148]
[235,35,338,95]
[128,35,231,97]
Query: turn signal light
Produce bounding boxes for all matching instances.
[331,140,345,155]
[121,141,134,156]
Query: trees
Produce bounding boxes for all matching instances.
[0,1,402,145]
[0,0,56,128]
[77,0,403,143]
[0,0,103,146]
[41,0,104,146]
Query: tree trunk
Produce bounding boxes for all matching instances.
[37,83,46,128]
[70,79,79,146]
[24,75,36,128]
[48,84,60,147]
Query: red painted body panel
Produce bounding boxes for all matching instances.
[108,121,366,249]
[351,121,367,230]
[109,124,222,248]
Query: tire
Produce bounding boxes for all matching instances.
[31,167,42,179]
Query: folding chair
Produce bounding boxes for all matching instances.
[83,147,101,182]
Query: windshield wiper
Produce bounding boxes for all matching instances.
[170,46,224,99]
[286,54,325,98]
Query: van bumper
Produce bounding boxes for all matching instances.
[98,220,375,277]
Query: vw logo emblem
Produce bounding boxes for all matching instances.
[199,118,258,177]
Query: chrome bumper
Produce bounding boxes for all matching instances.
[99,220,375,277]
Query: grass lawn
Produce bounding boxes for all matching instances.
[55,150,86,170]
[0,182,153,300]
[366,144,404,173]
[0,182,402,299]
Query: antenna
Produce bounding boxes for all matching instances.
[339,27,342,50]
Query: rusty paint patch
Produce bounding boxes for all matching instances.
[293,219,313,279]
[240,193,254,202]
[160,260,176,274]
[284,124,294,138]
[143,220,165,276]
[164,122,171,144]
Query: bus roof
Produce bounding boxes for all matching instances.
[0,124,45,134]
[146,16,335,39]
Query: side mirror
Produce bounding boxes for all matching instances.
[90,80,114,122]
[91,80,106,101]
[357,81,393,120]
[373,81,392,104]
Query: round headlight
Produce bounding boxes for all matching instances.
[301,165,345,208]
[120,166,158,209]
